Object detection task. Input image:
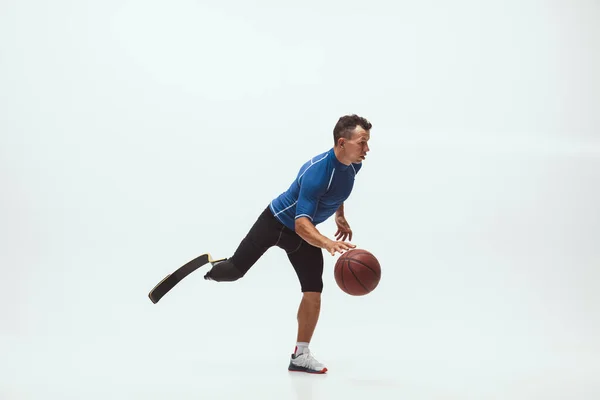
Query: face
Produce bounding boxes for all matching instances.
[340,126,370,163]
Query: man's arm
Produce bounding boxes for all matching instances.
[295,216,354,256]
[336,202,344,217]
[293,165,354,255]
[295,217,331,249]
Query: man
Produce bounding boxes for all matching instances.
[203,114,372,374]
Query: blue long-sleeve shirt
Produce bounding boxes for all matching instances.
[269,147,362,231]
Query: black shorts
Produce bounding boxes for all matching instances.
[228,205,324,293]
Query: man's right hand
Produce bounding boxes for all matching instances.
[324,239,356,256]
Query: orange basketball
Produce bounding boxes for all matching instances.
[334,249,381,296]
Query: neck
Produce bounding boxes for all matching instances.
[333,146,351,166]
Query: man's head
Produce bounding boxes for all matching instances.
[333,114,372,165]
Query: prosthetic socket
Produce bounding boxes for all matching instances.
[204,259,245,282]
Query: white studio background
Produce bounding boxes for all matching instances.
[1,0,599,399]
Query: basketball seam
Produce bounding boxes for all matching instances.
[347,262,369,293]
[349,250,371,257]
[341,259,350,294]
[345,256,380,278]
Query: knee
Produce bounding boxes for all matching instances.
[302,292,321,307]
[204,260,245,282]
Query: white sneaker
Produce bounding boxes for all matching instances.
[288,349,328,374]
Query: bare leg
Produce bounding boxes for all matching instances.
[296,292,321,343]
[289,291,327,373]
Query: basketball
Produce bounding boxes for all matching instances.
[334,249,381,296]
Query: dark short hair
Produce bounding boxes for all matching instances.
[333,114,372,146]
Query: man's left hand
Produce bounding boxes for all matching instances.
[334,214,353,242]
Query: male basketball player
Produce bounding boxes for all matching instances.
[203,114,372,374]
